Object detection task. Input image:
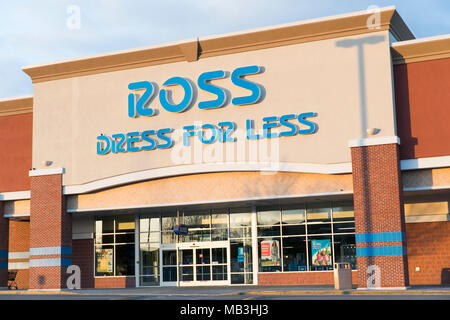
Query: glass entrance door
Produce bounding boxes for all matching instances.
[179,248,195,284]
[178,242,229,286]
[160,247,178,286]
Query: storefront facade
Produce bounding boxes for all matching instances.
[0,6,449,290]
[87,200,356,287]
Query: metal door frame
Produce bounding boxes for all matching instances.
[177,241,230,286]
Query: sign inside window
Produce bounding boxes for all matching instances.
[97,248,113,273]
[260,240,280,267]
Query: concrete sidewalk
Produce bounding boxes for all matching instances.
[1,285,449,296]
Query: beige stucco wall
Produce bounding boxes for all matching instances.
[4,199,30,217]
[67,171,353,211]
[32,30,396,187]
[403,168,450,190]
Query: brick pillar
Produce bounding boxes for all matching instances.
[0,202,8,287]
[29,168,72,290]
[8,220,30,289]
[350,138,409,289]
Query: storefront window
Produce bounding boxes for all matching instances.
[116,244,135,275]
[258,237,282,272]
[182,212,210,229]
[257,225,280,237]
[211,211,228,228]
[95,216,135,277]
[307,223,332,234]
[94,201,356,284]
[140,244,159,286]
[257,209,280,225]
[229,209,251,227]
[282,225,306,236]
[332,201,355,234]
[258,202,357,273]
[333,234,357,269]
[161,215,177,231]
[211,211,228,241]
[306,204,331,223]
[230,240,253,273]
[229,227,251,239]
[229,209,253,284]
[308,236,333,271]
[140,217,160,233]
[182,229,211,242]
[282,207,306,225]
[211,228,228,241]
[282,237,307,271]
[139,215,160,286]
[161,212,177,244]
[332,202,354,221]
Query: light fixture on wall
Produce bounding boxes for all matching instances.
[42,160,53,167]
[366,128,381,136]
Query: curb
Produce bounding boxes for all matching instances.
[0,290,81,295]
[241,290,450,296]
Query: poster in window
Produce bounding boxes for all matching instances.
[260,240,280,266]
[311,239,332,266]
[97,248,113,273]
[238,247,245,263]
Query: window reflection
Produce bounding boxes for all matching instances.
[257,202,357,273]
[94,215,135,277]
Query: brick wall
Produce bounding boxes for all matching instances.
[94,277,136,288]
[351,143,409,288]
[258,271,357,286]
[0,202,8,287]
[29,173,72,289]
[8,220,30,289]
[406,221,450,285]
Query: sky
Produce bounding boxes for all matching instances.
[0,0,449,99]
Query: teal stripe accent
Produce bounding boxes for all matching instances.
[0,261,8,269]
[355,232,405,243]
[357,245,406,257]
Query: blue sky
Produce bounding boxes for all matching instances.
[0,0,449,99]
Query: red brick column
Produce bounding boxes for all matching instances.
[29,169,72,290]
[8,220,30,289]
[0,202,8,287]
[350,138,409,289]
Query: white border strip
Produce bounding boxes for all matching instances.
[406,214,450,224]
[63,162,353,195]
[401,156,450,171]
[391,34,450,48]
[8,252,29,260]
[0,94,33,103]
[3,212,30,218]
[404,185,450,192]
[29,167,64,177]
[348,136,400,148]
[0,191,30,201]
[8,262,29,270]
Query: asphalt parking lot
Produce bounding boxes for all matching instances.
[0,284,449,300]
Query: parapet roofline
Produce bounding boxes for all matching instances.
[0,95,33,116]
[22,6,414,83]
[391,34,450,65]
